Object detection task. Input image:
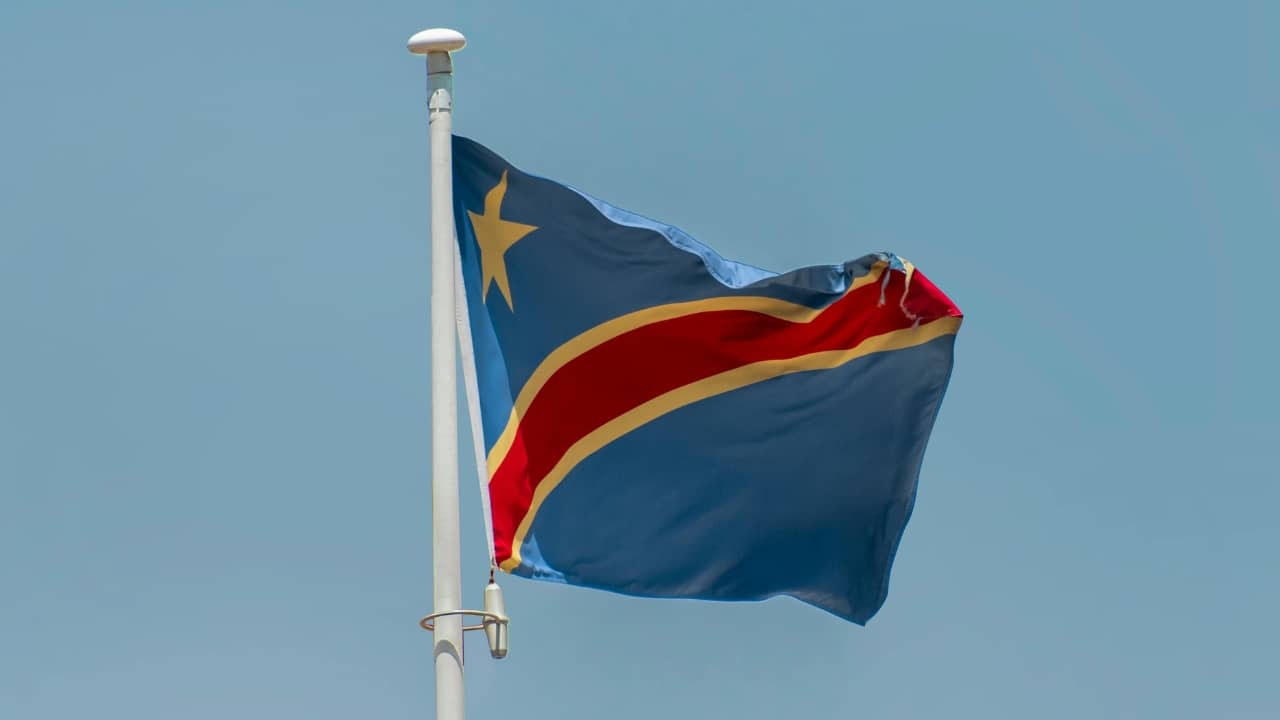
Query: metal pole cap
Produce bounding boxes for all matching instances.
[407,28,467,55]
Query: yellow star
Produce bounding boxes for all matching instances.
[468,170,538,310]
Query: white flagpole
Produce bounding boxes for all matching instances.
[408,27,467,720]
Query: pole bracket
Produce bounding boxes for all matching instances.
[419,609,508,633]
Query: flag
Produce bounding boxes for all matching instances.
[451,136,962,624]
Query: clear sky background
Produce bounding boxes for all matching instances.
[2,1,1276,718]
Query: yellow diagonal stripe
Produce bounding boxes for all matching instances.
[498,315,962,572]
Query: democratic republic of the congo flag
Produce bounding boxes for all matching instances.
[451,136,962,624]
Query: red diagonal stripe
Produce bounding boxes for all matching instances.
[491,267,961,564]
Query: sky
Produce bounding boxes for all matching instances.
[2,1,1277,718]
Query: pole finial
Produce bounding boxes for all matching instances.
[407,28,467,55]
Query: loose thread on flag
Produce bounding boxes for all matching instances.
[897,260,922,328]
[878,254,923,328]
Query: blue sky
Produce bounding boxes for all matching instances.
[2,1,1276,718]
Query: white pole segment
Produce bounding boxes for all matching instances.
[408,27,467,720]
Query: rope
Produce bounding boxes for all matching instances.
[454,247,498,574]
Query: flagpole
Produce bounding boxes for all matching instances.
[409,27,468,720]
